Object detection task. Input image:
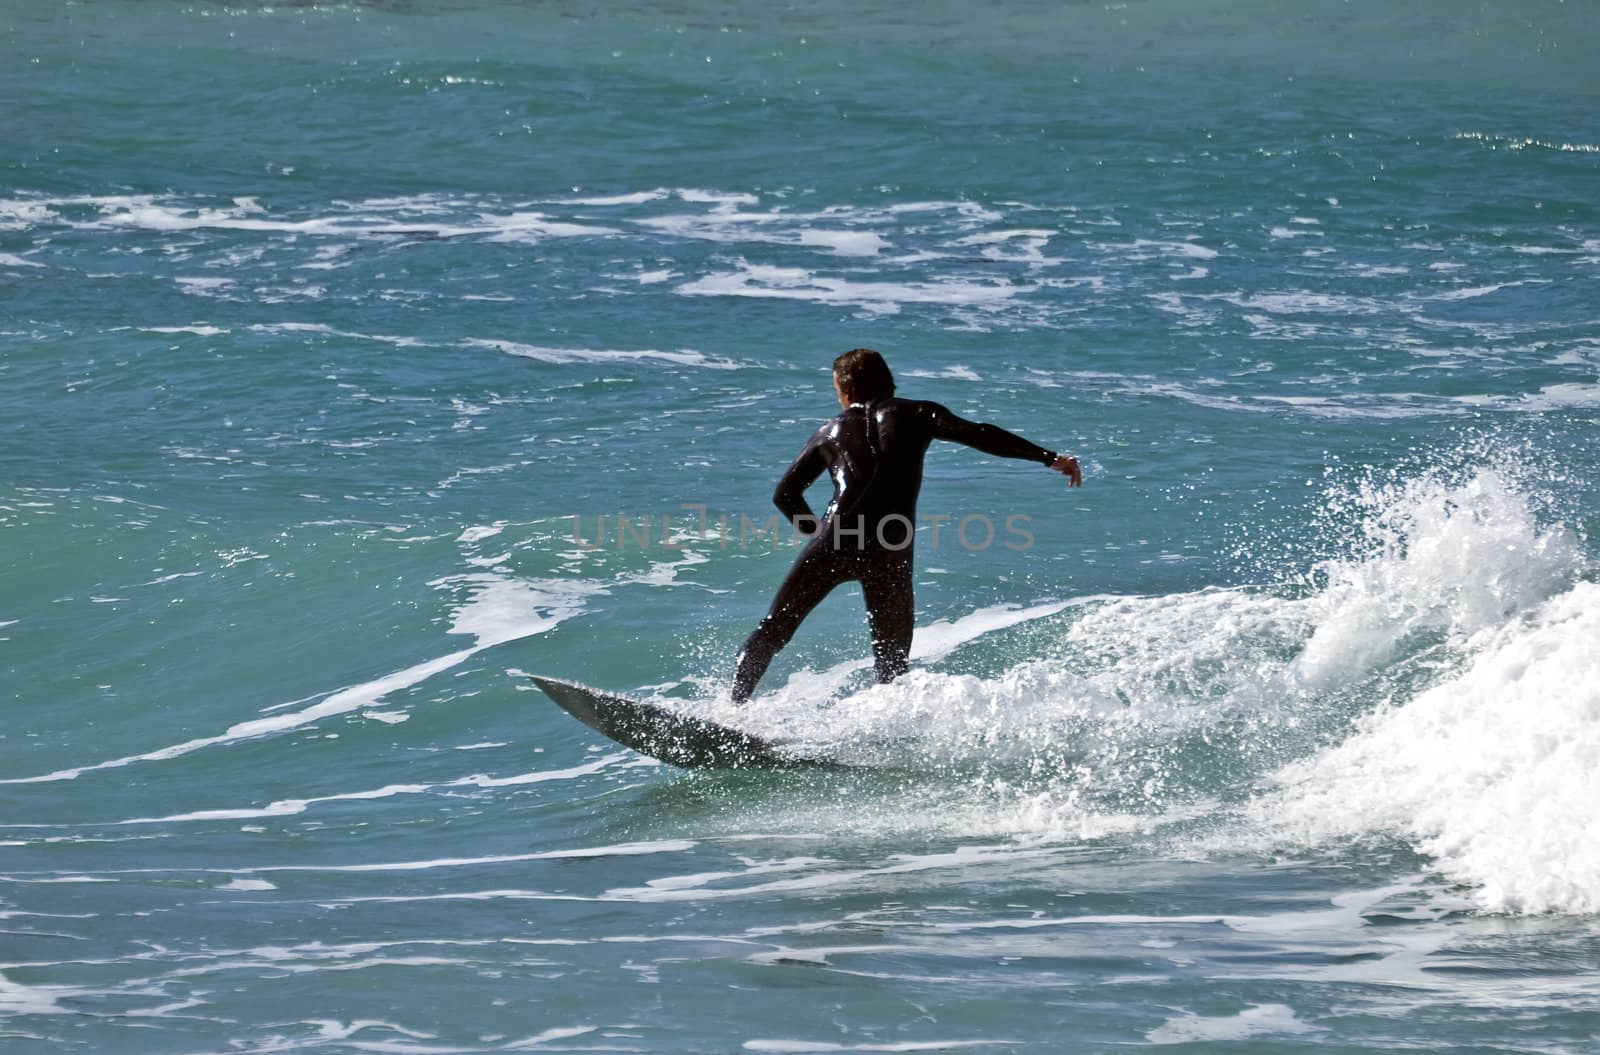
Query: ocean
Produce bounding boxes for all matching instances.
[3,1,1599,1051]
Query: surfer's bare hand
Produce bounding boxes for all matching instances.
[1050,454,1082,487]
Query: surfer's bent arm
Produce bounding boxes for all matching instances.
[772,432,828,530]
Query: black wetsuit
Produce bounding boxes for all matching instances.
[731,398,1056,702]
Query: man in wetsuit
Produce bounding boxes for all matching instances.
[731,348,1081,703]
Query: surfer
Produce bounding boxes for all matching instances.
[731,348,1081,703]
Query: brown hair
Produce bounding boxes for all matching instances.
[832,348,896,404]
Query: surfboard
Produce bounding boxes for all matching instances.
[530,675,840,770]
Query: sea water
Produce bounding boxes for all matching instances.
[3,1,1599,1051]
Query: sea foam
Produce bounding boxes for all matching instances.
[703,457,1596,916]
[1258,578,1600,914]
[1244,464,1595,914]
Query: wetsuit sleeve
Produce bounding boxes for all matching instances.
[772,430,828,527]
[923,402,1056,464]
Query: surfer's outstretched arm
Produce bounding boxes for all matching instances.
[923,402,1082,486]
[772,432,828,528]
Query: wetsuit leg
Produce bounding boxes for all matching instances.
[731,539,853,703]
[860,550,915,684]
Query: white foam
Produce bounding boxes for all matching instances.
[745,1042,1016,1053]
[556,190,667,206]
[0,253,45,268]
[0,973,70,1016]
[1102,239,1218,261]
[600,846,1057,904]
[1148,1004,1316,1044]
[141,324,227,336]
[455,523,506,544]
[0,198,57,230]
[1105,380,1262,415]
[464,337,738,370]
[248,325,742,372]
[250,322,427,349]
[1429,282,1521,301]
[1290,469,1585,691]
[308,1019,440,1043]
[953,229,1059,266]
[1519,382,1600,409]
[1220,291,1378,315]
[1208,464,1600,915]
[696,461,1593,859]
[320,847,1054,910]
[636,208,886,257]
[904,365,981,382]
[255,838,694,874]
[795,229,887,256]
[1457,131,1600,154]
[331,194,460,213]
[956,229,1054,245]
[675,189,760,206]
[885,200,992,217]
[90,199,617,244]
[480,211,620,243]
[755,586,1301,763]
[677,263,1019,315]
[912,601,1076,660]
[748,600,1074,708]
[623,549,711,588]
[124,997,210,1019]
[1260,579,1600,915]
[429,573,606,649]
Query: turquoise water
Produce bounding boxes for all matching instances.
[4,1,1600,1050]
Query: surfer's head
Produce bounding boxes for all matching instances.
[833,348,895,408]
